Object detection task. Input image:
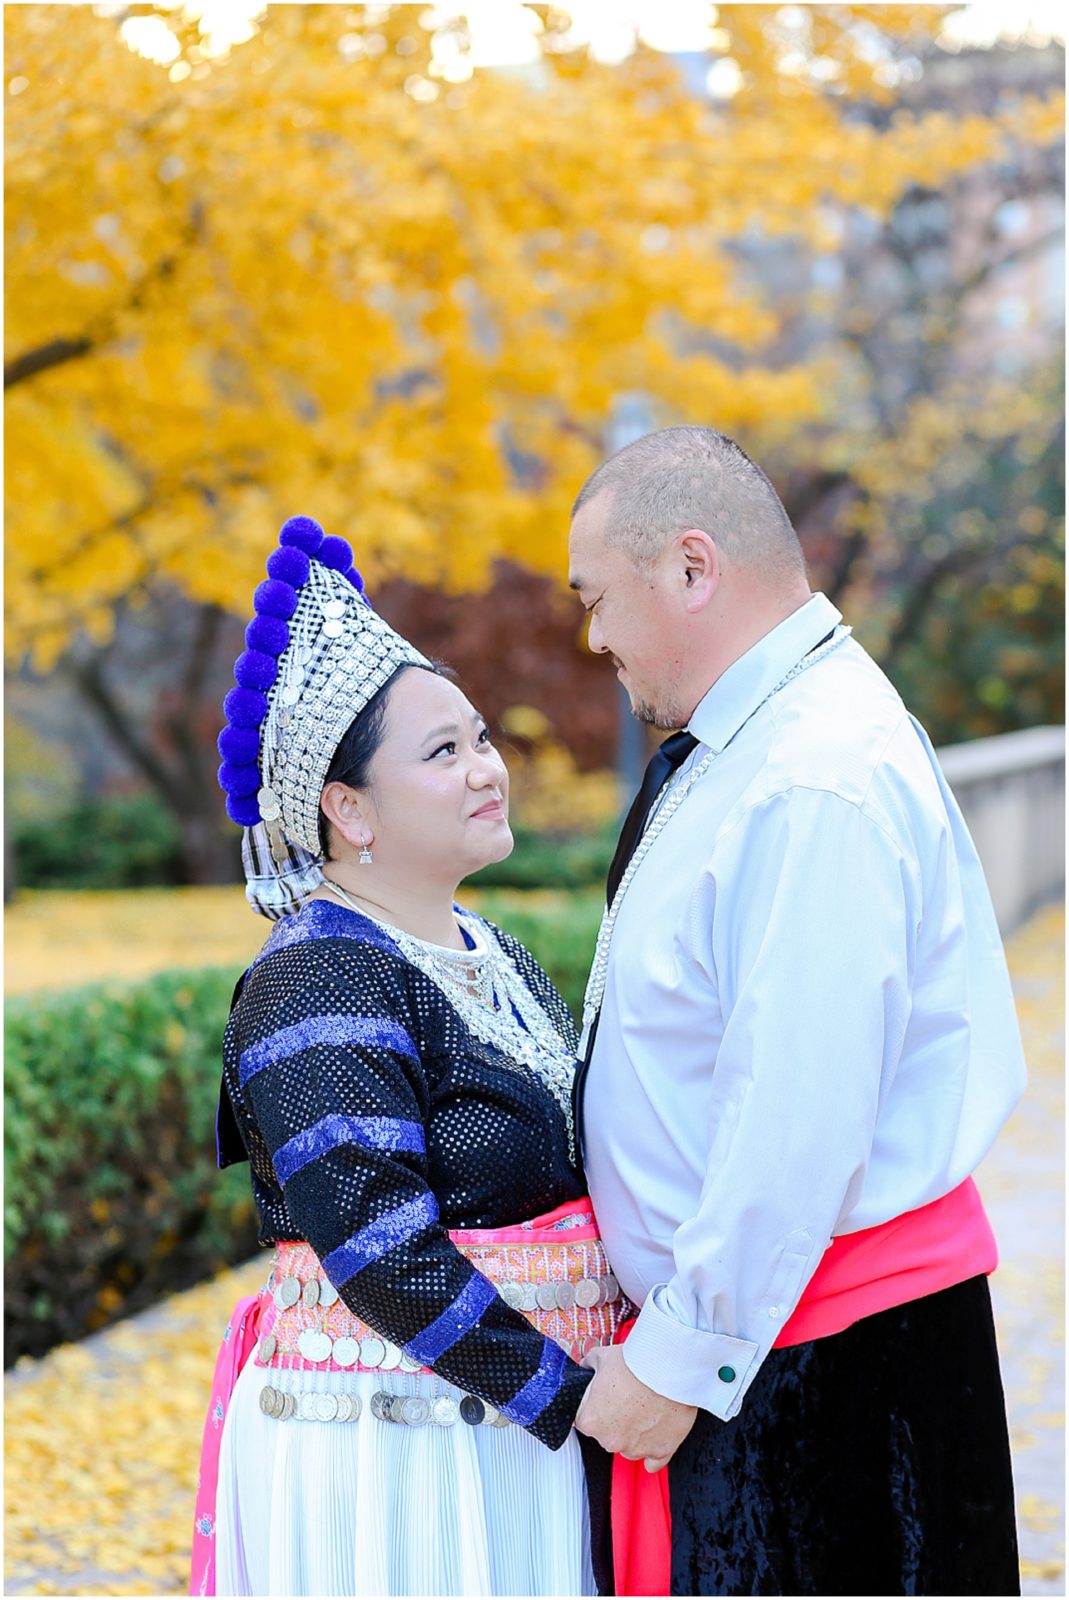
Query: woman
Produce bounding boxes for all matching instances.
[192,516,627,1597]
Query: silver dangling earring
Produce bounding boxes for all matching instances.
[359,839,373,865]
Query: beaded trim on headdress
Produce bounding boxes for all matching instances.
[217,516,429,906]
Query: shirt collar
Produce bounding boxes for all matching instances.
[688,593,843,754]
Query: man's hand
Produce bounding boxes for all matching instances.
[574,1344,697,1472]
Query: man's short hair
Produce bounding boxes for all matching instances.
[572,425,806,581]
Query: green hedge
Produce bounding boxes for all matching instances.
[4,891,603,1363]
[468,825,615,891]
[12,791,185,889]
[12,792,614,894]
[4,966,258,1364]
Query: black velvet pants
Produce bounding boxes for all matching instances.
[668,1276,1019,1596]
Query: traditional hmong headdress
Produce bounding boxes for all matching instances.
[217,515,430,918]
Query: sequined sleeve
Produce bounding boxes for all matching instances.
[227,936,592,1450]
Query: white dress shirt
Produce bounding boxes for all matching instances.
[582,593,1026,1422]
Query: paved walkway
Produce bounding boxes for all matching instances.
[4,904,1063,1596]
[976,904,1065,1594]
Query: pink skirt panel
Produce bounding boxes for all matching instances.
[190,1293,263,1596]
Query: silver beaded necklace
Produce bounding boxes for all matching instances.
[321,883,579,1161]
[581,625,852,1037]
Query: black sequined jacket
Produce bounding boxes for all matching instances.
[216,896,593,1450]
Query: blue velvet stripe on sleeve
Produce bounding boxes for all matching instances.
[322,1192,439,1284]
[272,1113,425,1185]
[404,1273,499,1366]
[500,1336,568,1427]
[239,1014,419,1086]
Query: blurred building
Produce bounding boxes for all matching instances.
[896,42,1065,376]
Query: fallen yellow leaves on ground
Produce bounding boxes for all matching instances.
[4,887,264,996]
[4,1258,265,1597]
[3,904,1063,1596]
[2,882,572,996]
[1003,903,1065,1059]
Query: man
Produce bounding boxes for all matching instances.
[569,426,1025,1596]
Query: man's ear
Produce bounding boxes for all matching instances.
[679,529,720,612]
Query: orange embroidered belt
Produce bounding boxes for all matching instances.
[255,1198,634,1373]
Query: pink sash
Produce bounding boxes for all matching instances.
[611,1316,672,1596]
[189,1293,263,1597]
[774,1178,996,1346]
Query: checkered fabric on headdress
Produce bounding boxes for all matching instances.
[217,516,430,919]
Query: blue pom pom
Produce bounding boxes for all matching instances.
[227,793,263,827]
[218,761,262,797]
[318,535,353,572]
[245,615,290,657]
[223,687,268,728]
[343,566,366,594]
[267,546,311,587]
[217,725,260,764]
[234,649,278,692]
[254,579,298,620]
[279,516,324,554]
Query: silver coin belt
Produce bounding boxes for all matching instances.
[258,1235,632,1399]
[257,1385,513,1429]
[258,1263,430,1374]
[581,625,853,1035]
[266,1265,624,1327]
[495,1271,621,1313]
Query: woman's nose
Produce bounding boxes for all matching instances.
[469,747,506,787]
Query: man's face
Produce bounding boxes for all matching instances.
[568,494,689,730]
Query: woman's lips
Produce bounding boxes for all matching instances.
[470,801,506,820]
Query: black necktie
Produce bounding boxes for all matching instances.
[573,729,700,1161]
[605,729,700,907]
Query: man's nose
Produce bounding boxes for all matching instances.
[587,613,609,655]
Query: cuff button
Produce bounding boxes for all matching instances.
[717,1366,736,1384]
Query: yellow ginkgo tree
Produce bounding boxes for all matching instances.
[5,2,1063,877]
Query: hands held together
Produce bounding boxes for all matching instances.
[573,1343,697,1473]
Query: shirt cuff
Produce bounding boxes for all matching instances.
[621,1283,762,1421]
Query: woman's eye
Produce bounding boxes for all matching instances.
[477,726,493,746]
[429,741,457,759]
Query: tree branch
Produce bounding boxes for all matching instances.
[826,527,870,603]
[61,650,177,799]
[884,540,1001,662]
[163,603,226,801]
[957,226,1065,301]
[783,468,854,529]
[182,603,224,708]
[5,204,204,391]
[4,336,96,389]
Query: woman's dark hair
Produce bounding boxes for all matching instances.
[317,661,455,859]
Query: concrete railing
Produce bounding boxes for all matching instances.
[937,725,1065,934]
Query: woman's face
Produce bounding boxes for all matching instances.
[360,669,513,886]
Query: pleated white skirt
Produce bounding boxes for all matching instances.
[214,1359,596,1597]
